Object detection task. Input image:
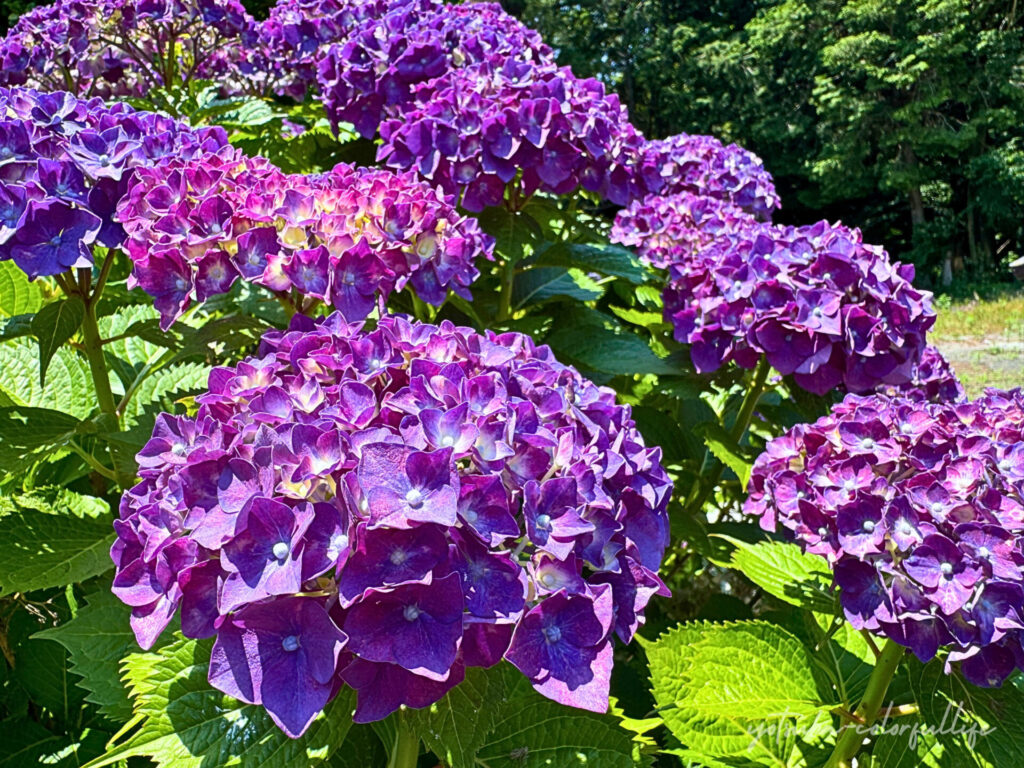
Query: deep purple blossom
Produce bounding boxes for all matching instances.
[746,388,1024,688]
[611,192,936,394]
[630,133,780,218]
[377,57,644,209]
[113,313,672,734]
[316,0,552,140]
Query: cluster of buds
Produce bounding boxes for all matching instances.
[111,313,672,734]
[746,389,1024,688]
[0,86,227,279]
[117,146,493,327]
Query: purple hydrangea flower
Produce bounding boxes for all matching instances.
[746,388,1024,688]
[0,0,261,99]
[118,147,494,327]
[316,0,552,140]
[0,86,228,279]
[611,192,936,395]
[112,313,672,733]
[376,57,644,210]
[630,133,781,218]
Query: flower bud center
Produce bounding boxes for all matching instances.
[978,546,991,558]
[542,625,561,644]
[282,635,300,652]
[862,520,875,533]
[405,488,423,508]
[940,562,954,577]
[272,541,289,560]
[403,604,421,622]
[390,548,408,565]
[535,513,551,530]
[462,508,478,524]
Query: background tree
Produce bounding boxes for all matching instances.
[513,0,1024,287]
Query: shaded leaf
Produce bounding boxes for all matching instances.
[31,297,85,387]
[36,590,136,722]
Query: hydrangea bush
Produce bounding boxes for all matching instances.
[0,1,1018,768]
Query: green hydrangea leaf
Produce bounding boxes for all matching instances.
[0,261,44,317]
[0,489,113,595]
[641,620,836,765]
[35,590,136,722]
[475,663,637,768]
[0,339,94,418]
[721,537,836,612]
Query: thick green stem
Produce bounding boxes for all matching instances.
[496,258,515,322]
[80,300,117,418]
[825,639,906,768]
[684,355,770,516]
[387,716,420,768]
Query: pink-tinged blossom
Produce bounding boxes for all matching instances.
[117,147,493,327]
[112,313,672,734]
[745,388,1024,688]
[612,192,936,395]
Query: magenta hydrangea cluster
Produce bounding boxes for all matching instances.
[745,389,1024,688]
[117,146,493,327]
[0,86,227,279]
[0,0,260,99]
[632,133,781,219]
[110,312,672,735]
[377,58,645,211]
[316,0,552,140]
[611,192,936,394]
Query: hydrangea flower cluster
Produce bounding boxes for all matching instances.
[745,389,1024,688]
[611,192,936,394]
[378,58,644,210]
[258,0,402,101]
[631,133,781,219]
[879,345,965,404]
[110,312,672,735]
[0,0,259,99]
[0,86,228,279]
[117,146,493,327]
[316,0,553,140]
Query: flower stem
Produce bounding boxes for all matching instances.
[684,355,770,516]
[80,297,117,418]
[825,638,906,768]
[74,266,117,419]
[388,715,420,768]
